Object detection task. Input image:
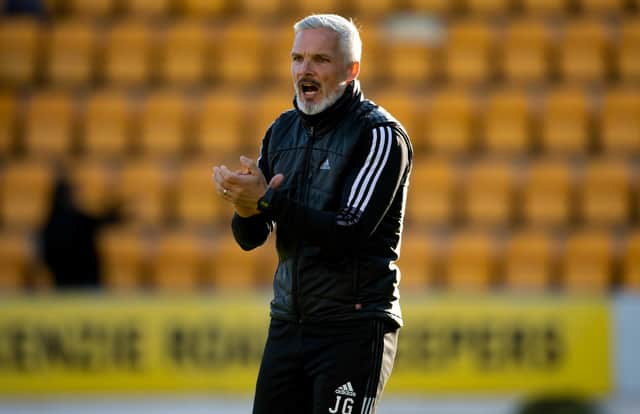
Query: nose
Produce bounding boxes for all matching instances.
[295,58,314,77]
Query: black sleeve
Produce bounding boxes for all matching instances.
[230,127,274,251]
[257,124,410,250]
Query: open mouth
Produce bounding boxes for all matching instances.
[299,80,320,98]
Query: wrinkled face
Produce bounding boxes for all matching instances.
[291,28,357,115]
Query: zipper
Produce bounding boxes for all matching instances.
[292,125,316,323]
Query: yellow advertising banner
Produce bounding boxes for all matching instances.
[393,295,611,396]
[0,293,610,397]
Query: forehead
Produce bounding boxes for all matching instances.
[291,28,340,56]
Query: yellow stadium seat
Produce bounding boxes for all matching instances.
[174,157,226,228]
[423,87,475,156]
[124,0,171,17]
[521,0,568,15]
[216,19,265,85]
[177,0,228,17]
[0,17,40,86]
[99,225,147,291]
[540,87,590,156]
[195,87,249,160]
[462,158,515,227]
[600,87,640,155]
[263,23,295,86]
[251,88,294,146]
[24,89,75,159]
[358,24,387,86]
[558,19,609,84]
[504,229,555,293]
[0,92,16,155]
[500,18,551,85]
[385,38,435,88]
[622,229,640,292]
[578,0,625,15]
[102,19,154,86]
[350,0,397,19]
[444,19,495,85]
[158,19,209,86]
[618,18,640,83]
[580,158,630,227]
[45,19,96,86]
[405,0,453,15]
[405,156,457,228]
[69,159,115,217]
[293,0,341,15]
[369,90,418,145]
[482,88,532,155]
[522,159,574,228]
[0,159,52,230]
[83,88,132,159]
[238,0,282,17]
[66,0,115,17]
[117,159,172,228]
[150,229,205,292]
[562,229,611,294]
[397,230,439,290]
[466,0,511,15]
[0,230,31,291]
[207,230,261,290]
[138,89,189,158]
[445,229,494,292]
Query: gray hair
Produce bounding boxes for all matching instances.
[293,14,362,64]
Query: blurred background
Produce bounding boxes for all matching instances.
[0,0,639,413]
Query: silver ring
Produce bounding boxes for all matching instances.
[223,188,228,196]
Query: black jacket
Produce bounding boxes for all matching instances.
[232,81,412,327]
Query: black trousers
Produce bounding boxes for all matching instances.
[252,318,399,414]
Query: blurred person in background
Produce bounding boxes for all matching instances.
[37,170,121,289]
[213,14,412,414]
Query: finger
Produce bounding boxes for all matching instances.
[239,156,260,175]
[269,173,285,190]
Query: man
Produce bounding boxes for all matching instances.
[212,14,412,414]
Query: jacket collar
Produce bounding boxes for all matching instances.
[294,80,363,135]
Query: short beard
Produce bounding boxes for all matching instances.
[295,82,347,115]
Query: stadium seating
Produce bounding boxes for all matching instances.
[501,18,551,85]
[0,91,15,155]
[423,87,476,156]
[157,20,210,86]
[0,159,52,231]
[539,87,591,156]
[405,156,458,228]
[23,89,75,159]
[0,0,638,295]
[45,19,96,86]
[481,87,532,156]
[561,229,612,294]
[0,230,31,290]
[150,229,206,292]
[521,158,575,228]
[0,17,41,86]
[138,89,189,158]
[600,87,640,155]
[82,88,132,159]
[504,229,555,293]
[102,19,155,86]
[445,229,495,292]
[462,158,516,227]
[622,229,640,291]
[99,224,147,291]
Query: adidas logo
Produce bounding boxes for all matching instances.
[320,158,331,170]
[335,382,356,397]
